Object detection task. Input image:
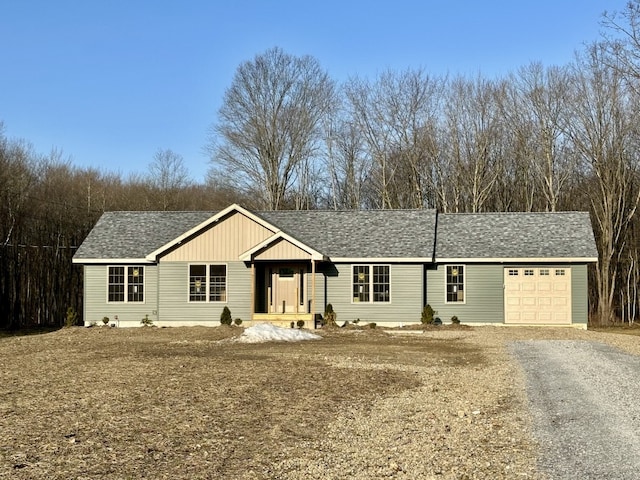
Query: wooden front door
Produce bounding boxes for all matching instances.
[270,264,306,313]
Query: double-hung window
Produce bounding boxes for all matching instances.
[189,264,227,302]
[352,265,390,303]
[108,266,144,302]
[445,265,464,303]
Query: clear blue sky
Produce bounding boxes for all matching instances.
[0,1,615,183]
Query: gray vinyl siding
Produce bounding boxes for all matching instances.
[426,264,504,324]
[319,263,423,325]
[571,263,589,325]
[158,261,251,324]
[83,264,158,325]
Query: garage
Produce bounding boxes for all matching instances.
[504,267,572,325]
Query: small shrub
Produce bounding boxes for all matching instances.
[234,318,243,326]
[324,304,337,327]
[421,304,435,324]
[368,322,376,329]
[141,314,153,326]
[220,306,232,326]
[65,307,78,327]
[102,316,110,326]
[451,315,460,324]
[296,319,305,329]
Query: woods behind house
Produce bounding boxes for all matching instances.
[3,4,640,328]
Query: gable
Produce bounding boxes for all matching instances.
[160,210,276,262]
[253,237,313,260]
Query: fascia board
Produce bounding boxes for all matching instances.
[435,257,599,263]
[330,257,434,263]
[240,231,326,261]
[72,258,154,264]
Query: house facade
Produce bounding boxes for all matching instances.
[72,204,598,329]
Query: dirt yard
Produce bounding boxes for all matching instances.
[0,325,638,479]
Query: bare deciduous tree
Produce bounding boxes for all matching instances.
[210,47,335,210]
[148,148,190,210]
[564,44,640,324]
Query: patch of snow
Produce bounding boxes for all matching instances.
[236,323,322,343]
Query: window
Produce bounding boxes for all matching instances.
[209,265,227,302]
[108,266,125,302]
[353,265,370,302]
[352,265,390,303]
[524,269,534,276]
[373,265,390,302]
[555,269,566,276]
[190,264,227,302]
[128,267,144,302]
[190,265,207,302]
[446,265,465,303]
[508,269,519,276]
[108,266,144,302]
[540,269,550,276]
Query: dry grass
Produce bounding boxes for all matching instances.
[4,324,633,479]
[0,326,480,479]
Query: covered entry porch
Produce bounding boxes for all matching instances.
[241,233,326,328]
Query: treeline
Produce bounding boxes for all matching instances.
[2,4,640,327]
[209,5,640,325]
[0,140,243,329]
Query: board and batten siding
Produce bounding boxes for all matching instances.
[83,264,158,327]
[161,211,274,262]
[157,261,251,326]
[320,263,423,326]
[426,264,504,324]
[254,238,311,261]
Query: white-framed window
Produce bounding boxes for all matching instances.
[445,265,465,303]
[524,269,534,276]
[352,265,390,303]
[555,269,566,276]
[108,266,144,303]
[540,269,550,276]
[508,269,519,276]
[189,264,227,302]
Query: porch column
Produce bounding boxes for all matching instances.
[250,262,255,322]
[311,259,316,325]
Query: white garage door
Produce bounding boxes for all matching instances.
[504,267,571,325]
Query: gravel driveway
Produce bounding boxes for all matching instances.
[511,340,640,479]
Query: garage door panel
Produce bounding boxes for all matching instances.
[538,282,551,291]
[504,267,571,325]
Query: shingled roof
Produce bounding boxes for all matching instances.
[261,209,437,259]
[435,211,598,260]
[73,207,438,261]
[73,211,212,260]
[73,206,597,263]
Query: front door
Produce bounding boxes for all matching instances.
[270,264,306,313]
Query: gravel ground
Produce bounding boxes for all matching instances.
[511,339,640,480]
[273,327,640,480]
[2,326,639,479]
